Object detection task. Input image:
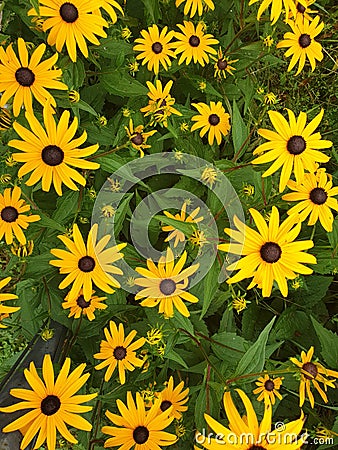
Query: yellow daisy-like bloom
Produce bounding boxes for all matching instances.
[248,0,300,24]
[0,277,20,329]
[175,0,215,18]
[134,247,199,318]
[28,0,108,62]
[162,201,203,248]
[290,0,316,22]
[50,223,126,301]
[173,21,218,66]
[62,289,107,321]
[276,16,324,75]
[94,321,146,384]
[102,391,176,449]
[218,206,316,298]
[212,48,238,79]
[290,346,338,408]
[282,169,338,232]
[93,0,124,24]
[124,118,157,158]
[0,38,67,117]
[191,101,231,145]
[0,107,12,130]
[9,104,100,196]
[0,354,97,450]
[251,108,332,192]
[133,24,176,74]
[140,79,182,126]
[198,389,306,450]
[0,186,40,245]
[156,376,189,420]
[253,374,284,405]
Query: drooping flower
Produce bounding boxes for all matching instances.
[248,0,299,24]
[175,0,215,18]
[253,374,284,405]
[94,321,145,384]
[191,101,231,145]
[93,0,124,24]
[212,48,238,79]
[62,289,107,321]
[0,277,20,328]
[0,354,97,450]
[0,38,67,116]
[125,118,157,157]
[218,206,316,298]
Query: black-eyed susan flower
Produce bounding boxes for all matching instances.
[140,79,182,126]
[124,118,157,157]
[173,21,218,66]
[50,223,126,301]
[62,289,107,321]
[191,101,231,145]
[0,38,67,117]
[212,48,238,79]
[162,201,203,248]
[253,374,284,405]
[248,0,299,24]
[251,108,332,192]
[133,24,176,74]
[289,0,316,22]
[199,389,306,449]
[290,346,338,408]
[175,0,215,18]
[134,247,199,318]
[9,103,100,196]
[218,206,316,298]
[0,186,40,245]
[282,169,338,232]
[102,392,176,449]
[11,239,34,258]
[0,107,12,130]
[28,0,108,62]
[277,16,324,75]
[0,354,97,450]
[157,376,189,420]
[93,0,124,24]
[94,321,145,384]
[0,277,20,328]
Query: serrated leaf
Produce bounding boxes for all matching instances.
[311,316,338,367]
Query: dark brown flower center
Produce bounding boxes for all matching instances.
[189,35,200,47]
[131,133,144,145]
[41,395,61,416]
[1,206,19,223]
[41,145,64,166]
[78,256,96,272]
[217,59,228,70]
[159,279,176,296]
[60,2,79,23]
[209,114,220,126]
[297,2,306,13]
[133,426,149,444]
[302,362,318,380]
[260,242,282,263]
[310,187,328,205]
[15,67,35,87]
[287,135,306,155]
[113,345,127,360]
[160,400,172,411]
[76,294,91,308]
[299,34,311,48]
[152,42,163,54]
[248,447,267,450]
[264,380,275,391]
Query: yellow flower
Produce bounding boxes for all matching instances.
[93,0,124,24]
[175,0,215,18]
[253,374,284,405]
[251,108,332,192]
[290,346,338,408]
[189,230,207,247]
[0,354,97,450]
[291,275,303,289]
[277,16,324,75]
[288,0,317,22]
[98,115,107,126]
[264,92,278,104]
[62,289,107,321]
[127,59,139,75]
[108,178,121,192]
[146,326,164,345]
[230,292,249,313]
[125,118,157,157]
[68,89,80,103]
[0,277,20,329]
[94,321,145,384]
[191,101,231,145]
[29,0,108,62]
[101,205,116,218]
[157,376,189,420]
[0,38,67,116]
[40,327,54,341]
[218,206,316,298]
[173,21,218,66]
[11,240,34,258]
[201,166,218,186]
[263,35,274,47]
[162,201,203,248]
[249,0,298,24]
[134,247,199,318]
[133,24,176,74]
[0,107,12,130]
[212,48,238,78]
[121,26,132,41]
[242,183,255,196]
[282,169,338,232]
[0,174,12,184]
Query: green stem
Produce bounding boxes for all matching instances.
[88,143,128,160]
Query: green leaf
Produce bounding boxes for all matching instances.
[95,39,134,57]
[100,71,148,97]
[154,214,196,237]
[52,190,80,224]
[198,260,220,319]
[16,279,42,338]
[311,316,338,367]
[29,0,40,13]
[74,99,97,116]
[164,349,188,369]
[232,100,249,158]
[38,213,67,233]
[234,316,276,376]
